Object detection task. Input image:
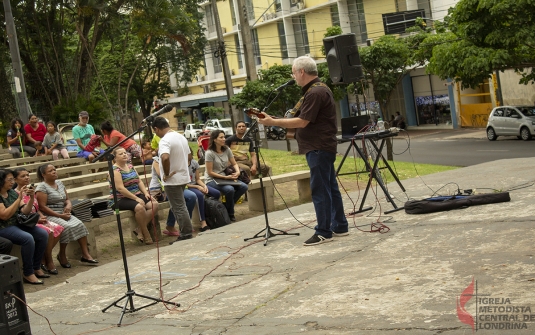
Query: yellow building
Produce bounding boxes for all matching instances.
[168,0,455,127]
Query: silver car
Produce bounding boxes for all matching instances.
[486,106,535,141]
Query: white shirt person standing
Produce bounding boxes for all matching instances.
[151,116,193,243]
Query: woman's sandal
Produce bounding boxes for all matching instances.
[133,229,144,244]
[144,235,154,245]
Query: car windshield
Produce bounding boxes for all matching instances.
[220,120,233,127]
[519,107,535,117]
[193,124,204,129]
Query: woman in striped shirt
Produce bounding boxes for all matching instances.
[35,164,98,268]
[108,147,158,244]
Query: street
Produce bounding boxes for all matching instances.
[264,129,535,167]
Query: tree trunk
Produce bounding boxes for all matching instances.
[0,50,18,126]
[377,98,393,160]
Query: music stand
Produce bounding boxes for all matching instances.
[93,120,179,326]
[336,131,405,215]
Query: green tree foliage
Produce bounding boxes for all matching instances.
[359,35,411,116]
[424,0,535,88]
[229,62,348,114]
[229,64,300,116]
[0,48,18,123]
[201,106,225,119]
[0,0,205,123]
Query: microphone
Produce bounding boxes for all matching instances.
[141,104,173,125]
[273,79,296,91]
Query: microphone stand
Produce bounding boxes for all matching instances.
[243,91,300,246]
[94,121,179,326]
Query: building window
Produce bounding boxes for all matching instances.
[278,22,288,59]
[211,41,222,73]
[246,0,255,20]
[275,0,282,12]
[251,29,262,65]
[347,0,367,44]
[292,15,309,56]
[330,5,340,27]
[229,0,237,26]
[418,0,432,20]
[234,34,243,69]
[205,5,215,34]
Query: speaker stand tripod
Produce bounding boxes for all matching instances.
[94,121,179,326]
[243,120,300,245]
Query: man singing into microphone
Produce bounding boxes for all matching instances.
[258,56,348,246]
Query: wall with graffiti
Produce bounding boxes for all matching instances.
[459,103,493,128]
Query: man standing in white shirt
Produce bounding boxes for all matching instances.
[152,117,193,242]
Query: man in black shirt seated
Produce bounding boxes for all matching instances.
[225,121,271,178]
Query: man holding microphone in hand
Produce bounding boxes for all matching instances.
[258,56,348,246]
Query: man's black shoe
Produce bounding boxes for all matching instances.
[169,234,193,245]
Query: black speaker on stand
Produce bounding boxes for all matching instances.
[323,33,364,84]
[0,255,31,335]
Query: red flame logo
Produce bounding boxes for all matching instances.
[457,277,475,332]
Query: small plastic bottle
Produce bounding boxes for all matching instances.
[377,118,385,131]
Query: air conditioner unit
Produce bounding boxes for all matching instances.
[297,2,304,10]
[203,85,210,93]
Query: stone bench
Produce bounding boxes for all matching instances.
[5,157,87,172]
[66,199,201,259]
[26,161,108,179]
[0,151,79,168]
[60,165,151,187]
[67,171,154,199]
[246,170,311,212]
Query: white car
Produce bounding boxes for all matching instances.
[184,123,204,141]
[486,106,535,141]
[204,119,234,137]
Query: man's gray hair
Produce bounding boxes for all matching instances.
[293,56,318,76]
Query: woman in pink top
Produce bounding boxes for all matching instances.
[100,121,142,162]
[24,114,47,153]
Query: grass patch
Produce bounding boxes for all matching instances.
[188,143,458,180]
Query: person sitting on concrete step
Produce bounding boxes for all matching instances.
[225,121,270,179]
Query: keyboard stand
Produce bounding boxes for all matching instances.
[336,135,405,214]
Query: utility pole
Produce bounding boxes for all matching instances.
[3,0,31,121]
[211,0,239,125]
[236,0,257,82]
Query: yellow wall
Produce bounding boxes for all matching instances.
[257,23,284,66]
[306,9,333,58]
[224,35,240,74]
[364,0,396,40]
[306,0,330,8]
[218,1,234,32]
[460,103,493,128]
